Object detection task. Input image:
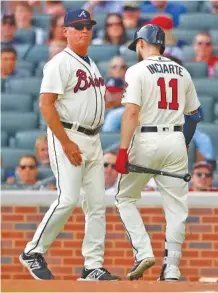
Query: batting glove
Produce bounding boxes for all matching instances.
[116,148,129,174]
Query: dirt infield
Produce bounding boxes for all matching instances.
[2,280,218,292]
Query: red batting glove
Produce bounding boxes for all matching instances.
[186,145,189,152]
[116,148,129,174]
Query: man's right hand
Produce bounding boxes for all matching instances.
[62,140,83,166]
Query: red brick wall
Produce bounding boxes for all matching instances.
[1,206,218,281]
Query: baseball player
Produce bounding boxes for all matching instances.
[19,9,119,281]
[115,25,202,281]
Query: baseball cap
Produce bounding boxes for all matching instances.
[1,14,16,26]
[123,1,140,10]
[192,161,213,173]
[106,78,124,93]
[150,15,173,30]
[64,9,96,27]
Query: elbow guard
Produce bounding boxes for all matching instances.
[183,106,203,146]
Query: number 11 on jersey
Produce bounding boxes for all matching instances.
[158,77,179,110]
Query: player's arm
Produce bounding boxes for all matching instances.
[183,74,203,147]
[40,59,82,166]
[116,67,141,174]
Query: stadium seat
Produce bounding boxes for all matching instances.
[16,60,34,75]
[5,77,41,96]
[193,78,218,97]
[179,14,218,30]
[172,29,199,45]
[140,13,172,21]
[12,130,46,149]
[197,123,218,157]
[38,167,53,180]
[198,96,214,123]
[94,13,108,31]
[88,45,119,62]
[35,61,46,77]
[210,30,218,45]
[1,112,38,136]
[188,140,196,172]
[97,61,109,80]
[178,1,201,12]
[14,44,31,59]
[126,28,136,40]
[14,28,36,44]
[215,63,218,78]
[25,45,49,63]
[1,148,34,170]
[63,0,85,10]
[100,132,120,150]
[1,168,6,183]
[32,13,51,30]
[1,131,8,147]
[184,62,208,78]
[1,94,33,112]
[213,173,218,187]
[120,47,137,62]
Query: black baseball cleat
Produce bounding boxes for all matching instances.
[19,252,54,280]
[127,257,155,280]
[78,267,121,281]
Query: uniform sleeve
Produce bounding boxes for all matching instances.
[184,72,201,114]
[121,66,142,106]
[40,56,70,95]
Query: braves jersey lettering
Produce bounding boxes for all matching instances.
[74,69,104,93]
[147,63,183,76]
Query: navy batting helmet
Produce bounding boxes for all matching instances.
[128,24,165,54]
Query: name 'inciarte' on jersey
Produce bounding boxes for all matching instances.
[74,69,104,93]
[146,63,183,77]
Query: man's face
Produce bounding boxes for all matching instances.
[1,52,17,75]
[15,6,32,25]
[211,0,218,12]
[194,34,213,58]
[1,21,16,39]
[104,153,118,188]
[64,23,92,49]
[191,167,213,191]
[17,157,38,184]
[37,140,49,161]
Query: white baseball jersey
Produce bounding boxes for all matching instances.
[40,47,106,129]
[122,56,200,126]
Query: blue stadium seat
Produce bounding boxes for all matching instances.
[1,131,8,147]
[35,61,46,77]
[38,167,53,180]
[15,28,36,44]
[178,1,201,12]
[5,77,41,96]
[188,140,196,172]
[94,13,108,31]
[1,148,34,170]
[198,96,214,123]
[179,14,218,30]
[172,29,199,45]
[1,94,33,112]
[197,123,218,157]
[97,61,109,80]
[210,30,218,45]
[14,44,31,59]
[126,28,136,40]
[12,130,46,149]
[1,112,38,136]
[215,63,218,78]
[120,47,137,62]
[100,132,120,150]
[1,168,6,183]
[16,60,35,74]
[184,62,208,78]
[25,45,49,63]
[32,13,51,30]
[213,173,218,187]
[193,78,218,97]
[88,45,119,62]
[63,0,85,10]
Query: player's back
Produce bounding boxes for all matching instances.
[135,56,191,126]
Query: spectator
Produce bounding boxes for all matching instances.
[49,41,66,59]
[193,32,218,78]
[107,56,127,80]
[122,1,147,30]
[150,15,184,62]
[104,151,118,194]
[27,0,43,13]
[14,1,46,45]
[83,0,122,15]
[92,13,128,46]
[103,78,124,132]
[35,135,50,168]
[193,129,216,171]
[140,0,187,27]
[1,14,20,47]
[48,15,66,45]
[201,0,218,13]
[16,155,38,186]
[1,47,29,80]
[190,161,218,192]
[43,0,66,16]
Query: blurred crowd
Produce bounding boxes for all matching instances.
[1,0,218,192]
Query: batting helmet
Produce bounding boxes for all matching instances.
[128,24,165,54]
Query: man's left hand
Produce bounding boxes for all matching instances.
[116,148,129,174]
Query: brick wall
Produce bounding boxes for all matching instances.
[1,206,218,281]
